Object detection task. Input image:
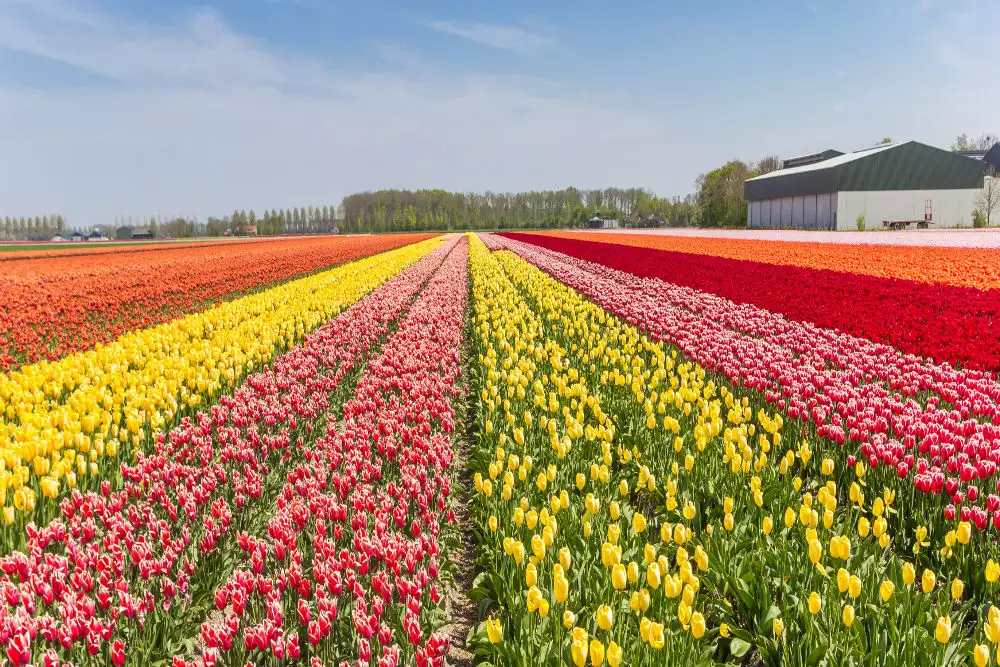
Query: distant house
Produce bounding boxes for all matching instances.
[115,226,134,240]
[131,227,154,240]
[88,231,108,241]
[985,143,1000,174]
[587,214,620,229]
[51,233,72,242]
[69,231,86,242]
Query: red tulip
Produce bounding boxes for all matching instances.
[111,639,126,667]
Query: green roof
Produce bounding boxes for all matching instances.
[744,141,985,201]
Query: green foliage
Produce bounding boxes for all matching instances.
[972,209,987,228]
[338,187,700,233]
[695,160,752,228]
[856,214,866,231]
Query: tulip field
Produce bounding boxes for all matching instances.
[3,231,1000,666]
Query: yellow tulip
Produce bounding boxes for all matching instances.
[563,610,577,629]
[590,639,605,666]
[808,591,822,614]
[486,618,502,644]
[646,563,661,590]
[762,516,773,536]
[606,641,622,667]
[648,622,665,649]
[987,559,1000,583]
[808,539,822,564]
[880,579,895,603]
[902,562,916,586]
[560,547,572,571]
[555,574,569,604]
[691,611,706,639]
[922,568,936,594]
[974,644,990,667]
[951,578,964,600]
[984,606,1000,643]
[572,638,589,667]
[958,521,972,545]
[936,616,952,644]
[772,617,784,637]
[611,564,627,590]
[525,563,537,587]
[848,575,862,599]
[596,604,614,631]
[842,604,855,628]
[837,568,850,593]
[694,545,708,572]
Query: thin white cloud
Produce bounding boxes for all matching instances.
[427,20,553,53]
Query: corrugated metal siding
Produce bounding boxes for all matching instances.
[803,195,817,228]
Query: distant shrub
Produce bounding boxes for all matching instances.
[973,209,987,228]
[856,214,866,231]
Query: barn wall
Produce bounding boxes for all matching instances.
[835,189,981,230]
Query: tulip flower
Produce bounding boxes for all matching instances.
[922,569,937,594]
[590,639,606,666]
[936,616,952,644]
[597,604,614,631]
[842,604,855,628]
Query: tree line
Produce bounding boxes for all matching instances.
[1,215,67,241]
[337,188,700,233]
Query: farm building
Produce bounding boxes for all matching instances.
[587,215,620,229]
[744,141,986,230]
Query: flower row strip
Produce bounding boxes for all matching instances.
[491,234,1000,533]
[537,230,1000,291]
[0,237,444,534]
[503,232,1000,372]
[466,235,995,667]
[0,236,460,667]
[188,236,469,667]
[0,234,436,371]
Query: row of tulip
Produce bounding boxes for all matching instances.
[0,237,444,533]
[0,237,460,667]
[539,230,1000,291]
[466,234,997,666]
[177,236,470,667]
[494,234,1000,533]
[0,233,435,370]
[504,233,1000,371]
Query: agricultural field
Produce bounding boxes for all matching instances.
[2,230,1000,667]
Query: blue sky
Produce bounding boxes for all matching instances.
[0,0,996,227]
